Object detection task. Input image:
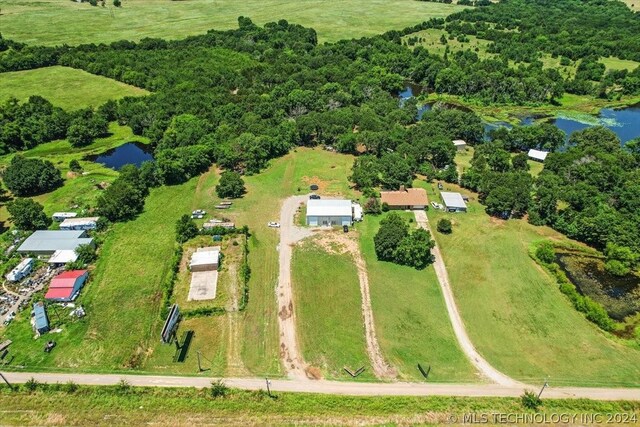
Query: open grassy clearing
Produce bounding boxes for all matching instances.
[599,56,640,71]
[424,183,640,387]
[0,123,144,224]
[403,28,493,58]
[620,0,640,11]
[359,211,477,383]
[0,66,148,111]
[292,235,372,380]
[0,0,466,46]
[1,386,637,427]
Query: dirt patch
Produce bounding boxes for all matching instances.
[301,176,330,193]
[488,216,506,226]
[279,302,292,320]
[305,365,323,380]
[66,171,79,179]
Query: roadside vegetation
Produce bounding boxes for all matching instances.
[1,383,638,426]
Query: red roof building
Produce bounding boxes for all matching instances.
[45,270,88,302]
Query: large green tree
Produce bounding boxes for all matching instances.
[7,198,51,230]
[3,156,63,196]
[215,171,245,199]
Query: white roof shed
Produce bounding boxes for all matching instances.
[441,192,467,211]
[527,149,549,162]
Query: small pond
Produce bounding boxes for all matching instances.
[555,252,640,321]
[86,142,154,170]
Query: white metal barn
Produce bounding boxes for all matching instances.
[306,199,353,226]
[441,192,468,213]
[527,149,549,162]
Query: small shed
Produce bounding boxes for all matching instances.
[190,247,220,272]
[306,199,353,226]
[33,302,50,335]
[47,250,79,265]
[59,217,100,231]
[441,192,467,213]
[527,149,549,162]
[452,140,467,151]
[352,203,363,222]
[52,212,77,222]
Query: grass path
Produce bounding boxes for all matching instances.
[0,66,148,111]
[0,0,466,45]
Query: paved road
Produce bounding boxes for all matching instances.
[2,371,639,400]
[414,210,521,387]
[277,195,313,379]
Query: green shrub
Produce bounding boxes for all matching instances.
[210,380,228,398]
[437,218,452,234]
[605,259,630,277]
[116,379,131,394]
[63,381,79,394]
[24,378,39,392]
[535,242,556,264]
[521,390,542,411]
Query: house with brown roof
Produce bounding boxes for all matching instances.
[380,186,428,210]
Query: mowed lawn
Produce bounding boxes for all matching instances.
[426,184,640,387]
[360,213,478,382]
[0,66,148,110]
[292,237,372,380]
[0,0,466,45]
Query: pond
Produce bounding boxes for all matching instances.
[86,142,154,170]
[555,252,640,321]
[397,84,640,143]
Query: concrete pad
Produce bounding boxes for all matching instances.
[188,270,218,301]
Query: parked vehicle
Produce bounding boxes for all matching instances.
[309,194,321,200]
[44,341,56,353]
[343,225,349,233]
[431,201,443,210]
[437,182,443,190]
[268,222,281,228]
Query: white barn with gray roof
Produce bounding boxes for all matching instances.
[17,230,94,256]
[306,199,353,226]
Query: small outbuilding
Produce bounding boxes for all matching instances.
[441,191,468,213]
[189,247,220,272]
[47,250,79,266]
[306,199,353,226]
[527,149,549,162]
[452,140,467,151]
[33,302,50,335]
[52,212,77,222]
[380,187,428,210]
[45,270,88,302]
[352,202,363,222]
[59,217,100,231]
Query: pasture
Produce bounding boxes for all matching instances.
[0,66,148,111]
[426,182,640,387]
[359,212,477,382]
[292,236,372,380]
[0,0,466,46]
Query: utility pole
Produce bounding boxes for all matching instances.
[538,378,549,399]
[265,378,272,397]
[0,372,14,391]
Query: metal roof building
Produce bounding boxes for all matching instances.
[45,270,88,302]
[441,192,468,213]
[527,149,549,162]
[306,199,353,227]
[452,139,467,151]
[59,217,100,231]
[33,302,50,335]
[6,258,34,282]
[190,247,220,272]
[17,230,94,256]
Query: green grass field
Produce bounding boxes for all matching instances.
[0,66,148,110]
[359,212,477,382]
[292,236,372,380]
[425,183,640,387]
[2,386,637,427]
[0,0,466,46]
